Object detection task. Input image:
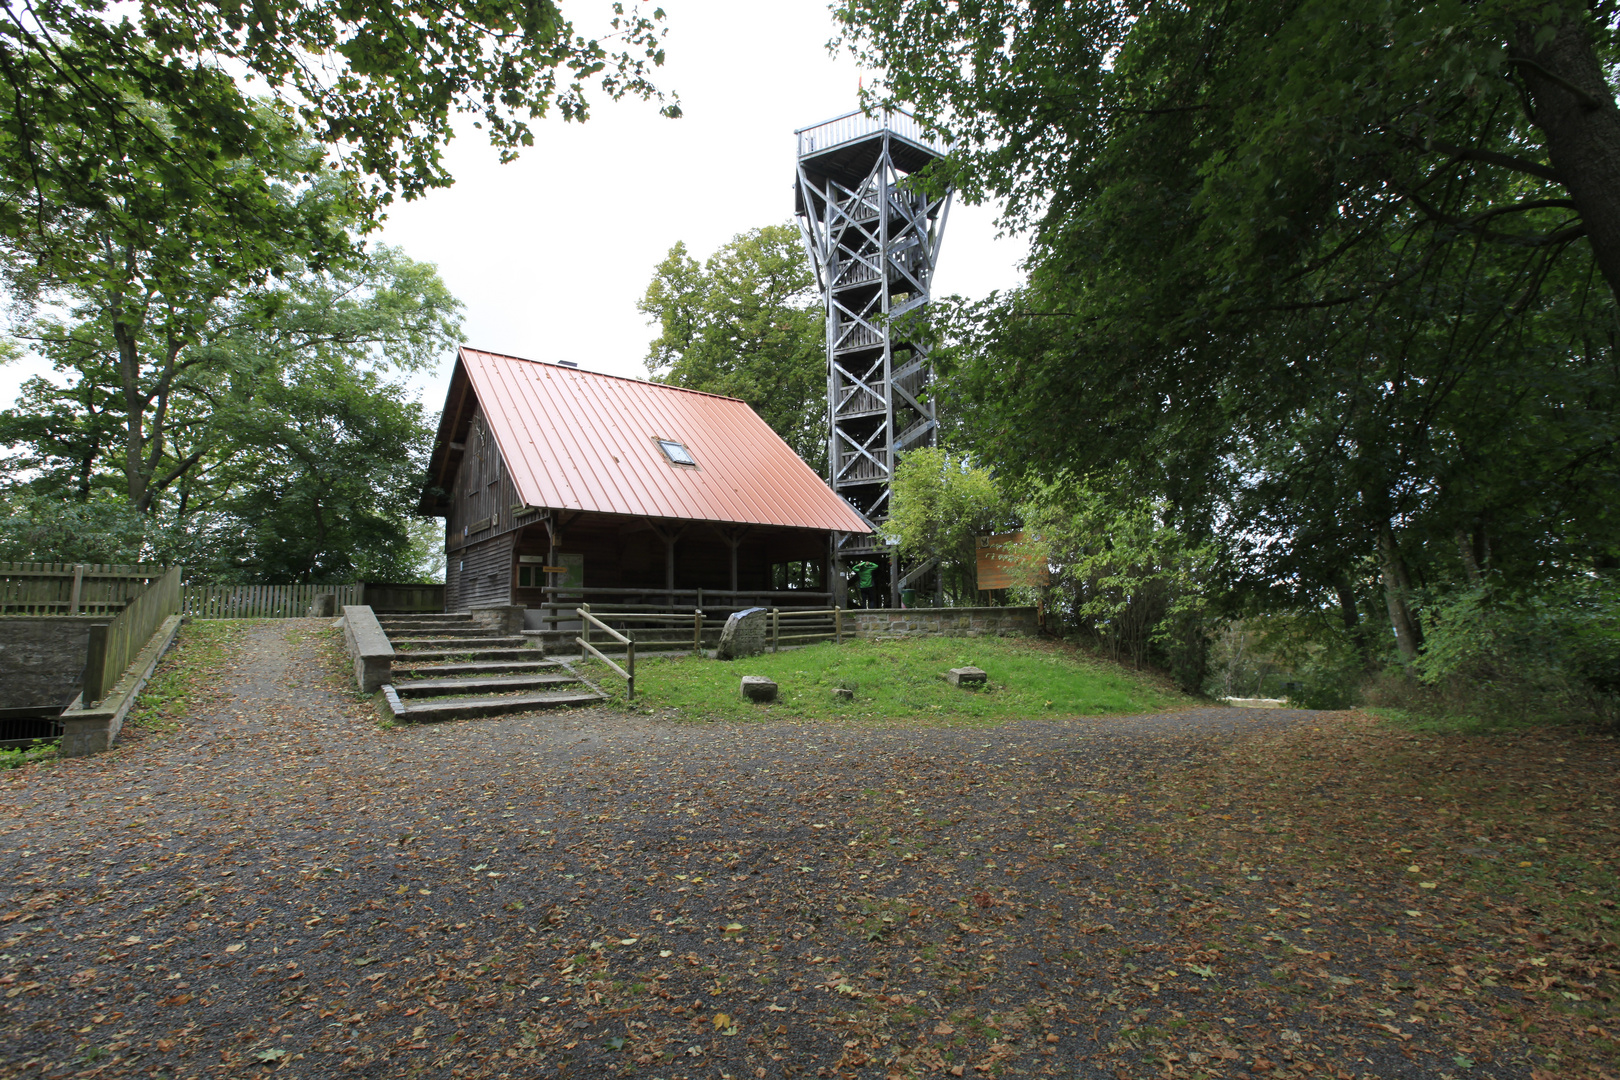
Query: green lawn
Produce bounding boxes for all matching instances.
[581,635,1188,723]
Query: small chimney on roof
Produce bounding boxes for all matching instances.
[557,360,579,368]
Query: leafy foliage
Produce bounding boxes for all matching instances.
[838,0,1620,704]
[881,447,1013,603]
[1018,482,1219,689]
[639,225,828,472]
[1,246,462,580]
[1407,577,1620,726]
[0,0,677,221]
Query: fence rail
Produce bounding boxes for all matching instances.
[182,582,363,619]
[577,605,634,701]
[83,566,182,705]
[0,562,166,616]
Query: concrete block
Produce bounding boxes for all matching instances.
[468,603,525,635]
[341,605,394,692]
[307,592,337,618]
[831,687,854,701]
[717,607,768,660]
[741,676,778,702]
[947,666,988,687]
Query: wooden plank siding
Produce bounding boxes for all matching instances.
[446,530,518,612]
[444,405,541,558]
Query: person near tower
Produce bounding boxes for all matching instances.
[851,560,879,609]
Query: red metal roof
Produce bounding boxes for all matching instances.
[440,348,871,533]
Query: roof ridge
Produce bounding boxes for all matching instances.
[459,346,747,405]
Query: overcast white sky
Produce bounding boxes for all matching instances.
[1,0,1029,416]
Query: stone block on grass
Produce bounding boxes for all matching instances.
[717,607,768,660]
[946,666,988,687]
[831,687,854,701]
[740,676,778,702]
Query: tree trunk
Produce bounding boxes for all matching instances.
[1518,16,1620,305]
[1377,523,1423,663]
[1332,575,1360,632]
[1456,528,1483,585]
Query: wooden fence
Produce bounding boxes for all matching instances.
[0,562,167,616]
[182,582,364,619]
[83,566,182,705]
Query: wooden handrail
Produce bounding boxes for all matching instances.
[577,605,634,701]
[538,585,832,600]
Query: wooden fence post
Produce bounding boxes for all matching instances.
[693,608,703,654]
[834,605,842,645]
[581,603,590,662]
[83,624,109,705]
[771,607,779,653]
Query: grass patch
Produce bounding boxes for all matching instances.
[584,635,1186,722]
[1365,705,1552,736]
[127,619,251,733]
[0,742,59,769]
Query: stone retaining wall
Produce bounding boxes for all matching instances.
[849,606,1039,639]
[0,615,112,712]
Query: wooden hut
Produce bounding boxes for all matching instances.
[419,348,872,619]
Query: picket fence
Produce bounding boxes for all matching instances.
[182,583,364,620]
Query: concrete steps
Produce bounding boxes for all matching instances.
[394,672,584,697]
[375,613,606,722]
[391,635,530,651]
[392,658,568,678]
[381,686,606,721]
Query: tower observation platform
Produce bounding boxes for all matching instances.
[795,109,952,601]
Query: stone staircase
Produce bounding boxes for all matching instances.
[376,612,605,722]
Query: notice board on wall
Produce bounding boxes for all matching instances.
[975,532,1050,590]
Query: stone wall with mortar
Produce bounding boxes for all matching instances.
[848,606,1039,639]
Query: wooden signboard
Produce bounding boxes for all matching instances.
[975,532,1050,590]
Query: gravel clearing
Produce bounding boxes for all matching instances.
[0,620,1587,1079]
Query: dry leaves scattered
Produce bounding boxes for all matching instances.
[0,621,1613,1079]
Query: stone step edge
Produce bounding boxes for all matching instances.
[381,685,605,721]
[394,674,584,697]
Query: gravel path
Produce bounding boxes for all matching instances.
[0,621,1550,1079]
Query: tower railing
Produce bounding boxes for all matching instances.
[796,109,950,159]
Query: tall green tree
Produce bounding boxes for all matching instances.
[0,77,362,513]
[1,246,463,579]
[882,447,1013,603]
[639,225,829,472]
[839,0,1620,659]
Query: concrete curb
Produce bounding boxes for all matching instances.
[342,605,394,692]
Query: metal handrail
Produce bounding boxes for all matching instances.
[576,604,634,701]
[795,108,951,158]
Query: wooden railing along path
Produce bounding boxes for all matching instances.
[578,605,635,701]
[83,566,182,705]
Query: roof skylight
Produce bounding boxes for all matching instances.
[657,439,696,466]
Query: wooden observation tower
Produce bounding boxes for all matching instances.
[795,109,952,603]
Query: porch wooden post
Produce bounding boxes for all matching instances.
[666,532,676,608]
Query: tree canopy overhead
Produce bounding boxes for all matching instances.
[839,1,1620,642]
[0,0,678,222]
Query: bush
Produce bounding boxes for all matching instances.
[1403,577,1620,727]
